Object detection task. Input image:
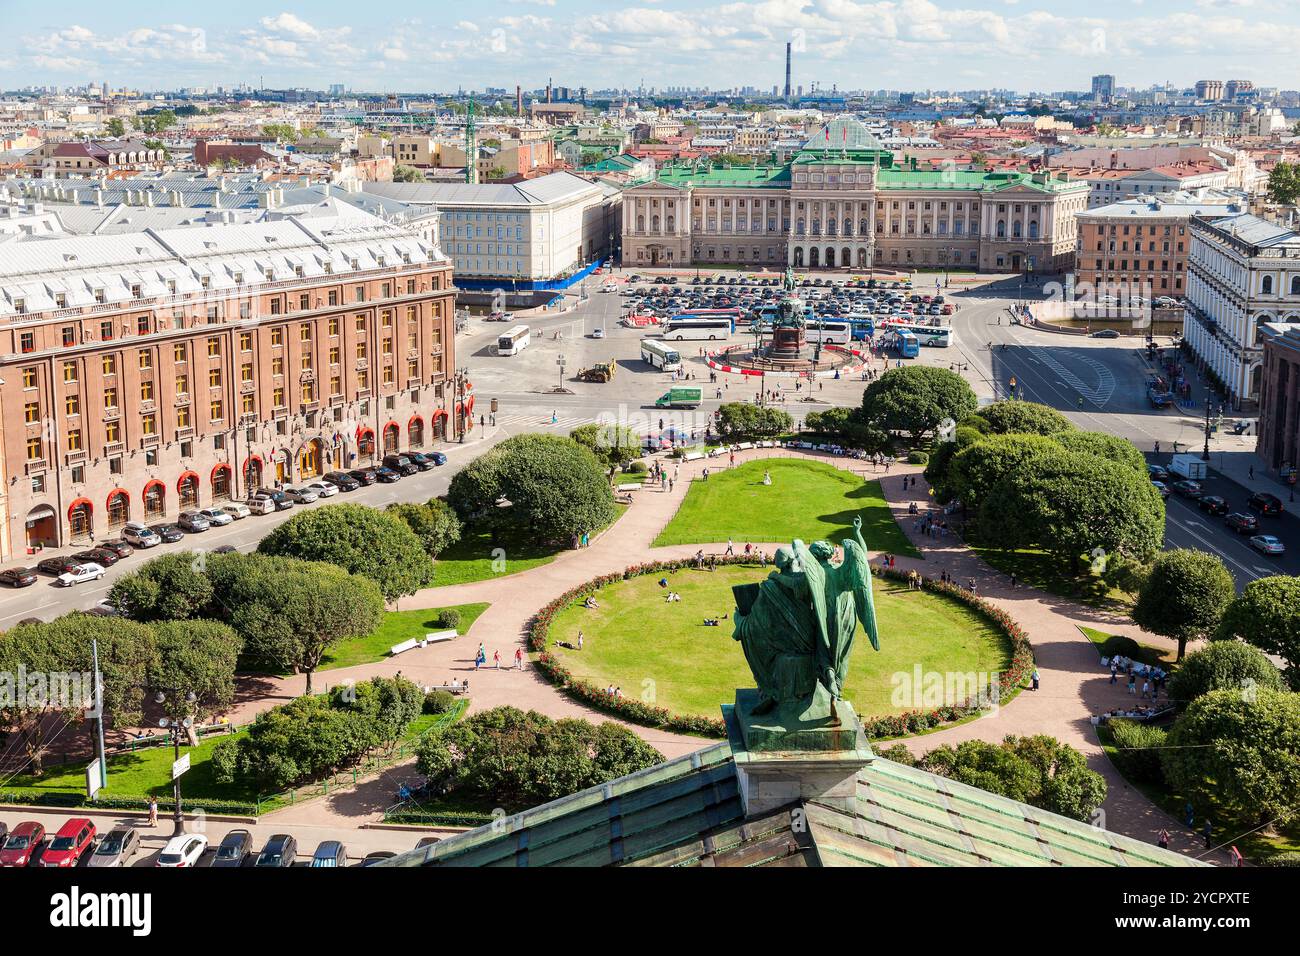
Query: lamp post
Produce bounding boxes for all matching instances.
[154,688,198,838]
[1202,399,1215,462]
[454,367,470,444]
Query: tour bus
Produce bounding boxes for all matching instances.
[641,338,683,373]
[496,324,531,356]
[677,307,745,324]
[749,302,814,327]
[803,320,853,346]
[892,330,920,358]
[904,324,952,348]
[661,316,734,340]
[847,314,875,341]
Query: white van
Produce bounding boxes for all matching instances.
[245,496,276,516]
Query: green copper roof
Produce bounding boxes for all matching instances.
[791,147,893,166]
[875,167,1088,194]
[654,164,792,188]
[377,740,1204,869]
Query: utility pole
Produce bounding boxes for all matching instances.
[1202,399,1214,462]
[91,639,107,791]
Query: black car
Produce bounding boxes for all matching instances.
[253,488,293,511]
[1197,495,1229,516]
[374,466,401,483]
[211,545,238,555]
[254,833,298,868]
[1171,480,1203,499]
[1225,512,1259,535]
[323,471,361,492]
[37,556,85,576]
[1248,492,1283,515]
[348,468,378,486]
[405,453,437,472]
[0,567,38,587]
[149,523,185,543]
[1147,464,1168,481]
[382,454,419,476]
[73,548,119,567]
[359,851,396,867]
[1090,328,1121,339]
[210,829,253,868]
[97,540,134,559]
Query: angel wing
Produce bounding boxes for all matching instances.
[792,538,831,662]
[842,537,880,652]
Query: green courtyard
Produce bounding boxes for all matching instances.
[547,564,1012,720]
[652,458,919,557]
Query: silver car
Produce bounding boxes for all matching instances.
[88,826,140,868]
[198,508,234,527]
[283,486,319,504]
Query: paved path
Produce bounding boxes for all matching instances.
[232,447,1229,863]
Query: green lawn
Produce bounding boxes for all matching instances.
[548,564,1012,720]
[432,504,628,587]
[316,604,490,671]
[652,458,919,557]
[971,546,1133,611]
[1079,627,1176,670]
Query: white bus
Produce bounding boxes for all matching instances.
[496,325,531,356]
[660,317,734,341]
[641,339,683,372]
[805,320,853,346]
[900,323,953,348]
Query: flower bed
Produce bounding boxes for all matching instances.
[528,558,1035,741]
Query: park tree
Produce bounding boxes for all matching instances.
[105,117,126,137]
[258,503,432,600]
[1051,431,1146,475]
[978,450,1165,568]
[803,406,888,452]
[386,498,462,559]
[570,422,642,469]
[447,434,617,541]
[147,620,243,744]
[861,366,977,443]
[1167,641,1284,706]
[978,400,1074,436]
[1161,689,1300,826]
[1132,549,1235,660]
[716,403,793,440]
[393,164,423,182]
[108,550,215,622]
[1267,161,1300,205]
[1215,575,1300,688]
[945,433,1062,513]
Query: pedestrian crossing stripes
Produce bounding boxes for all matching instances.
[492,413,594,432]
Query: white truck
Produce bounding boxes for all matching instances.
[1168,453,1208,481]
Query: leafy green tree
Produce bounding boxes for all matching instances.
[258,503,432,600]
[1267,161,1300,205]
[261,123,299,143]
[1052,431,1145,474]
[1161,689,1300,825]
[386,499,462,559]
[715,403,793,440]
[393,164,423,182]
[147,620,243,743]
[979,450,1165,569]
[978,400,1074,436]
[1107,720,1168,785]
[1132,549,1236,660]
[570,422,641,469]
[803,406,888,452]
[1167,641,1283,705]
[447,434,617,541]
[861,366,977,442]
[1216,576,1300,688]
[104,117,126,138]
[109,551,215,622]
[946,433,1061,513]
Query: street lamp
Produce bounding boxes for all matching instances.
[1202,400,1216,462]
[154,688,198,838]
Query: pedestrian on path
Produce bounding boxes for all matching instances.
[725,538,735,556]
[1128,673,1137,695]
[147,797,158,828]
[1203,819,1213,849]
[1249,465,1255,480]
[515,648,524,670]
[494,650,501,669]
[1031,669,1040,692]
[1110,661,1119,684]
[1158,829,1170,850]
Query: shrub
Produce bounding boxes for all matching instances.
[1095,634,1144,661]
[1167,641,1283,705]
[1258,852,1300,867]
[625,460,648,475]
[423,689,456,715]
[1107,719,1167,785]
[907,450,929,465]
[436,608,462,630]
[876,743,917,766]
[210,737,239,785]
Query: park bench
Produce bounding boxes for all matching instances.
[616,483,641,492]
[427,680,470,696]
[390,629,458,657]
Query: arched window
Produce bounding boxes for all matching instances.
[795,219,805,236]
[68,500,93,542]
[409,416,424,448]
[1262,275,1273,295]
[243,457,263,490]
[860,219,869,236]
[651,215,660,231]
[1012,221,1023,239]
[383,422,400,454]
[1028,220,1039,239]
[178,472,200,509]
[996,220,1006,239]
[106,490,130,530]
[1291,276,1300,296]
[636,215,645,231]
[212,466,232,502]
[144,481,166,518]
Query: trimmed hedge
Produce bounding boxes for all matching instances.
[1107,719,1168,785]
[528,557,1035,741]
[383,807,494,828]
[0,789,260,816]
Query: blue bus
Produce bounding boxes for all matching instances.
[893,330,920,358]
[847,314,874,341]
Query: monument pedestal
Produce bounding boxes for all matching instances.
[723,688,874,818]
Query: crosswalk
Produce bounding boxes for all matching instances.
[492,412,594,432]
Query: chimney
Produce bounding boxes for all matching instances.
[170,189,183,207]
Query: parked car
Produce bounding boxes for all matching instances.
[348,468,378,486]
[155,833,208,868]
[177,511,210,533]
[1150,481,1170,499]
[37,556,85,576]
[0,567,38,587]
[406,453,437,472]
[253,489,293,511]
[428,452,448,466]
[1250,534,1286,556]
[414,836,440,850]
[122,522,162,548]
[1197,495,1229,516]
[56,562,106,587]
[149,523,185,543]
[374,466,401,484]
[1225,512,1259,535]
[310,841,348,867]
[220,502,252,521]
[282,486,320,504]
[1171,480,1203,499]
[198,508,234,526]
[88,827,141,868]
[1248,491,1283,515]
[37,818,96,867]
[211,545,237,555]
[324,471,360,492]
[97,539,135,559]
[1090,328,1121,339]
[0,821,46,867]
[1147,464,1169,481]
[359,851,396,867]
[210,829,253,868]
[74,548,119,567]
[245,496,276,516]
[254,834,298,868]
[305,480,340,497]
[382,455,418,476]
[87,598,121,617]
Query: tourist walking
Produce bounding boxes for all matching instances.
[1031,669,1040,692]
[493,649,501,669]
[147,797,158,828]
[514,648,524,670]
[1158,829,1170,850]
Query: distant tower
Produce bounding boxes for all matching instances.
[516,85,523,117]
[465,98,479,185]
[784,42,792,100]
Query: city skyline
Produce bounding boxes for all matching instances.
[3,0,1300,94]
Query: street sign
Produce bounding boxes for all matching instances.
[86,759,102,799]
[172,753,190,780]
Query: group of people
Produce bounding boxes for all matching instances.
[473,642,525,671]
[1108,655,1169,701]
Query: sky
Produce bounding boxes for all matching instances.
[2,0,1299,94]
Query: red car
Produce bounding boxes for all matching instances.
[36,818,95,868]
[0,821,46,867]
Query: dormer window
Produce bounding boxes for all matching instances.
[94,288,106,304]
[14,298,26,314]
[130,284,142,299]
[233,273,243,285]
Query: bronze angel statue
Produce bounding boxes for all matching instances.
[732,515,879,723]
